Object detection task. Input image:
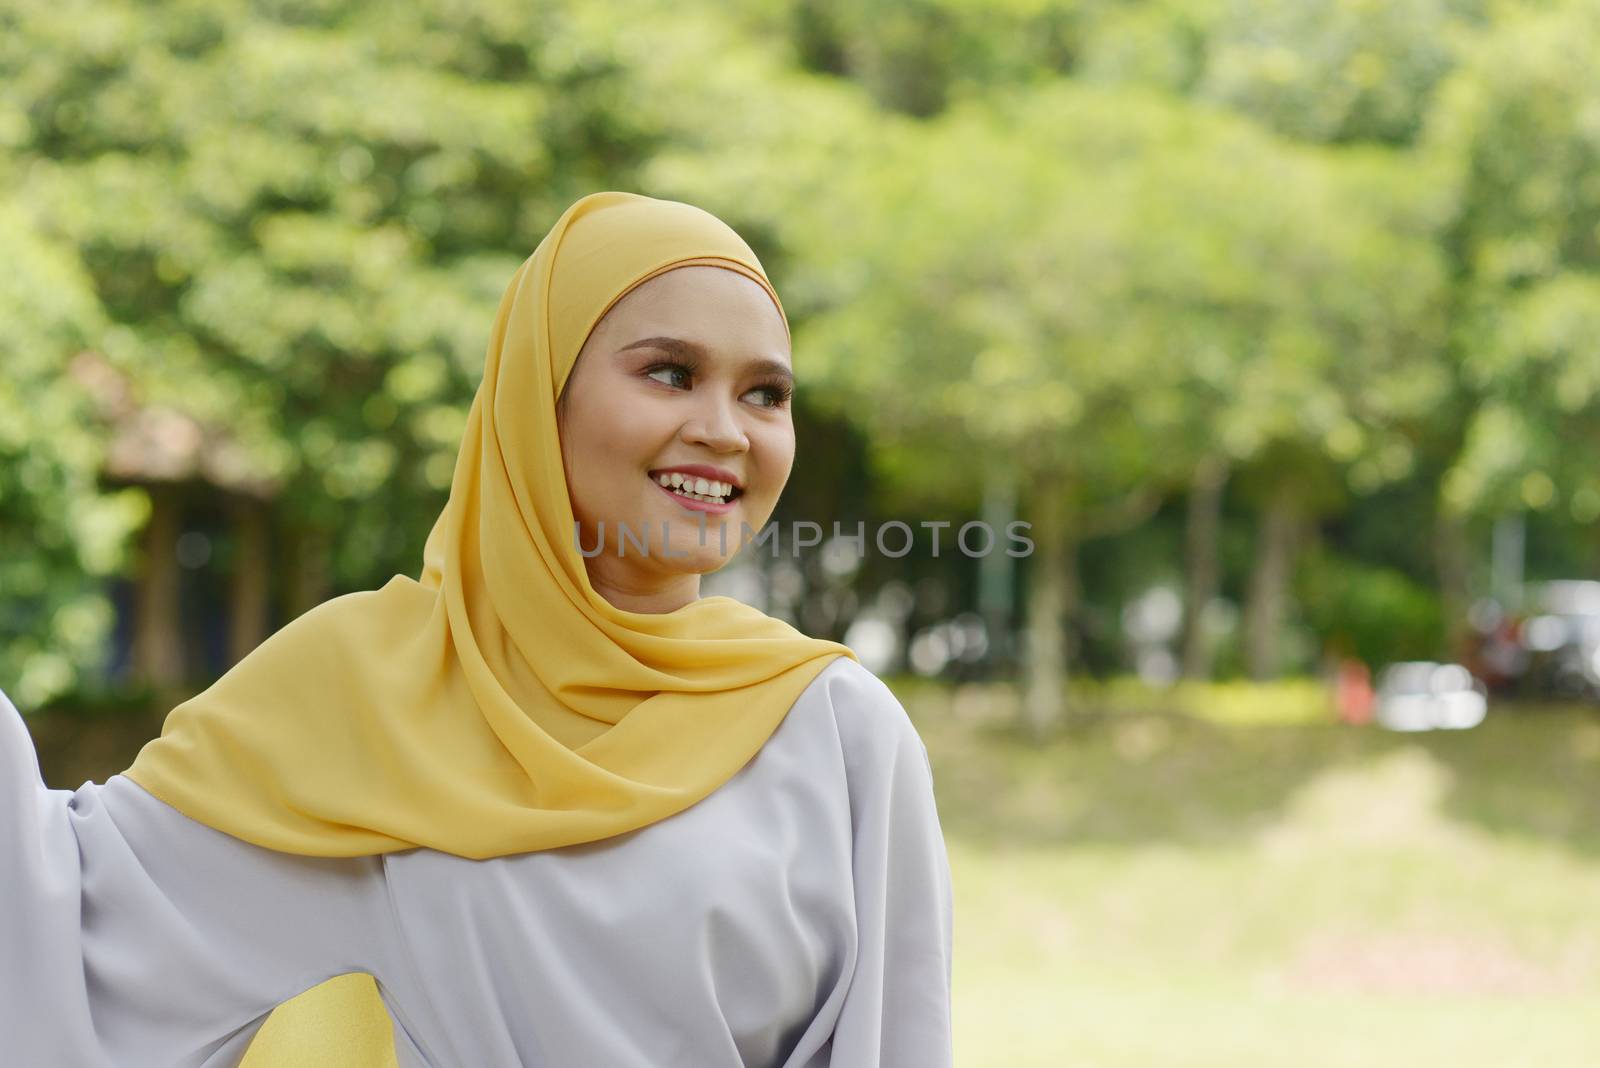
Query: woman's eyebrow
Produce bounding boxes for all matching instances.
[618,336,794,382]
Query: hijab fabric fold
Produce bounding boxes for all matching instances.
[121,191,856,1062]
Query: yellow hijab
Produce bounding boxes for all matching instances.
[122,191,856,1063]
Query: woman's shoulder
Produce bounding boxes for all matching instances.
[805,654,903,708]
[797,655,930,769]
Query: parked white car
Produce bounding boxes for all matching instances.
[1374,662,1488,732]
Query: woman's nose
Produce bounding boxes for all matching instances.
[682,397,748,452]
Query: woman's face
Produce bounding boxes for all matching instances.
[557,265,795,607]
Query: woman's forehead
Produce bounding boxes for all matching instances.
[593,267,790,348]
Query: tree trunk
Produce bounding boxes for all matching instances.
[1180,455,1229,679]
[132,483,184,694]
[228,497,271,665]
[1022,480,1075,741]
[1243,484,1300,680]
[1434,505,1472,660]
[284,524,332,622]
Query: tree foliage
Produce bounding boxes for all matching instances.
[3,0,1599,703]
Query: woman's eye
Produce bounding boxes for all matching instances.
[646,363,692,389]
[745,381,794,409]
[746,386,791,409]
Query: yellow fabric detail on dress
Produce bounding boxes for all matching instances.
[239,976,398,1068]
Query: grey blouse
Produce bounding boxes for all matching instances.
[1,656,954,1067]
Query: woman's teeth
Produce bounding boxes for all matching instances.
[655,472,736,503]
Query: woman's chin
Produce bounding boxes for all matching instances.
[655,539,741,573]
[582,506,753,569]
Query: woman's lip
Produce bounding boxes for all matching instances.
[649,475,738,514]
[648,464,743,490]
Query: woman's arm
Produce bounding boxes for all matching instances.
[0,687,402,1068]
[826,663,956,1068]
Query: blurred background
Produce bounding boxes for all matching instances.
[5,0,1600,1063]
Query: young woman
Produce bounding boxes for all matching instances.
[1,191,955,1067]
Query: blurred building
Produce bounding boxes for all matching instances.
[70,352,321,693]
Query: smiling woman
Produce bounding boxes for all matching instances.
[0,191,954,1068]
[557,266,797,613]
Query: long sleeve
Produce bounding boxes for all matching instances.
[0,686,400,1068]
[826,666,956,1067]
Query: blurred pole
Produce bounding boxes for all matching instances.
[1491,512,1525,609]
[979,471,1017,676]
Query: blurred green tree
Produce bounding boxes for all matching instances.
[1,0,664,696]
[0,205,146,706]
[1429,0,1600,587]
[660,76,1447,724]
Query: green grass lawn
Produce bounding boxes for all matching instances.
[899,680,1600,1068]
